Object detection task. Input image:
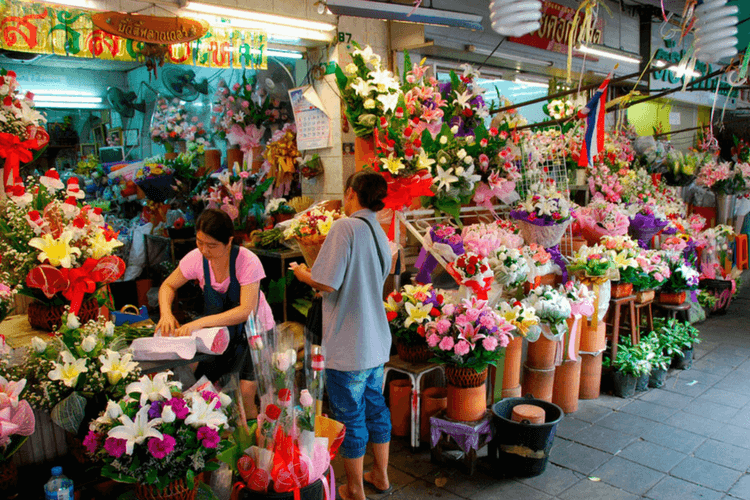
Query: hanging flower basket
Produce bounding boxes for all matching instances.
[396,342,432,363]
[28,297,100,332]
[445,366,487,388]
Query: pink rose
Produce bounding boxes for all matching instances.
[482,336,499,351]
[299,389,314,408]
[438,337,455,352]
[453,340,471,356]
[232,83,241,91]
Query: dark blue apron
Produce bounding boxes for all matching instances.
[195,246,252,382]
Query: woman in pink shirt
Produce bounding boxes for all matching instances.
[157,209,274,418]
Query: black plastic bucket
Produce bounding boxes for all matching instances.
[238,477,325,500]
[490,395,563,477]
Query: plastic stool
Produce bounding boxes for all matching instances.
[736,234,748,270]
[606,295,637,360]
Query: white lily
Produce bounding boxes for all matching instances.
[434,165,458,192]
[350,78,372,97]
[126,371,181,406]
[48,351,88,388]
[99,350,139,385]
[108,405,163,455]
[184,393,227,430]
[106,400,123,420]
[415,150,435,171]
[454,89,473,109]
[377,92,400,114]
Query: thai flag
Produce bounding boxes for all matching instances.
[577,74,611,167]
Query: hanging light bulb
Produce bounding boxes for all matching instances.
[693,0,738,63]
[489,0,542,38]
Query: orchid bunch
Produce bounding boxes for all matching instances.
[513,180,571,224]
[384,284,444,346]
[336,44,401,138]
[425,297,514,372]
[0,376,35,463]
[0,68,49,188]
[2,312,143,435]
[200,169,273,231]
[445,252,495,300]
[85,374,231,489]
[151,97,209,153]
[212,74,273,145]
[567,244,617,278]
[283,206,342,242]
[662,253,700,293]
[525,285,572,338]
[495,300,540,338]
[488,246,530,288]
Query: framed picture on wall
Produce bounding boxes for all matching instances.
[93,124,107,146]
[100,109,111,125]
[124,129,140,147]
[108,127,123,146]
[80,143,97,158]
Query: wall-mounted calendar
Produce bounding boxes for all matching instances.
[289,85,332,151]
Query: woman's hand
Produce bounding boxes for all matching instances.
[289,262,309,280]
[156,314,180,337]
[175,320,204,337]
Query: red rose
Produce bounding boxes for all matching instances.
[403,127,413,137]
[6,71,15,78]
[3,96,11,106]
[411,117,420,126]
[417,325,426,337]
[489,127,498,137]
[463,108,473,117]
[380,117,387,127]
[393,293,403,302]
[429,307,440,317]
[173,217,185,229]
[265,404,281,421]
[278,388,291,404]
[466,265,476,275]
[414,138,422,148]
[395,107,404,117]
[386,311,398,321]
[404,148,414,158]
[436,294,444,305]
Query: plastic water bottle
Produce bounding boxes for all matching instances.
[44,466,74,500]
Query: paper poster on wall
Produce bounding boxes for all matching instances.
[289,85,331,151]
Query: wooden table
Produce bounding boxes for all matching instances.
[0,315,42,349]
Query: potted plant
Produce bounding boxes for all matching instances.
[84,372,231,498]
[660,253,700,305]
[670,319,701,370]
[642,332,672,388]
[385,284,444,363]
[607,342,651,398]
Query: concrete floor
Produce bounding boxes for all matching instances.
[340,281,750,500]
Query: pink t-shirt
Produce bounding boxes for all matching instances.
[179,247,275,330]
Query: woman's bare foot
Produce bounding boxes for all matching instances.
[338,484,365,500]
[363,470,390,491]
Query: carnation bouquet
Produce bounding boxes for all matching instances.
[445,252,495,300]
[488,245,530,288]
[425,297,514,372]
[415,222,464,284]
[0,68,49,190]
[283,206,344,267]
[384,284,444,346]
[0,376,35,463]
[524,285,572,341]
[462,222,522,259]
[151,97,209,153]
[335,44,401,138]
[574,197,629,245]
[85,373,231,491]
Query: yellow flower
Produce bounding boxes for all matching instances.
[404,302,432,328]
[89,229,123,259]
[415,150,435,171]
[316,217,332,236]
[345,63,358,75]
[29,231,81,268]
[381,154,405,175]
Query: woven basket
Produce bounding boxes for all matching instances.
[396,342,432,363]
[517,219,571,249]
[27,297,100,332]
[659,291,686,305]
[445,366,487,388]
[296,235,326,268]
[610,282,633,299]
[135,477,198,500]
[635,290,655,303]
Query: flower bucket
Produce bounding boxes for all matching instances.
[421,387,447,442]
[12,409,68,466]
[389,379,412,437]
[579,351,603,400]
[135,476,199,500]
[659,291,686,305]
[446,383,486,422]
[227,148,244,170]
[521,365,555,402]
[579,321,606,353]
[552,359,581,414]
[636,290,655,303]
[237,477,326,499]
[610,282,633,299]
[296,235,326,268]
[395,342,432,364]
[525,335,557,370]
[28,297,99,332]
[517,219,571,249]
[502,336,523,398]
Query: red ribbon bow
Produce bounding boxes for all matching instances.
[0,132,38,188]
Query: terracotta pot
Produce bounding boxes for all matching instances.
[389,379,412,437]
[445,366,487,388]
[552,359,582,413]
[526,335,558,370]
[226,148,243,170]
[659,291,687,305]
[396,342,432,364]
[354,135,376,171]
[579,351,603,400]
[636,289,655,303]
[579,321,606,353]
[523,275,542,294]
[611,281,634,299]
[502,336,523,394]
[446,383,486,422]
[420,387,447,442]
[247,145,264,173]
[522,365,555,402]
[203,149,221,175]
[135,476,199,500]
[27,297,100,332]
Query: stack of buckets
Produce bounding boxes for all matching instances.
[551,315,584,413]
[579,279,611,400]
[388,379,448,443]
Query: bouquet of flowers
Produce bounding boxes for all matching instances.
[0,277,16,323]
[489,245,530,288]
[300,155,323,179]
[601,235,640,282]
[425,297,514,372]
[212,74,271,153]
[662,253,700,293]
[335,44,401,138]
[445,252,494,300]
[437,64,489,140]
[0,376,35,463]
[201,169,273,232]
[559,280,595,360]
[415,222,464,284]
[623,202,669,248]
[521,243,554,278]
[151,97,209,153]
[496,300,541,338]
[631,250,671,291]
[567,244,618,279]
[732,136,750,163]
[491,95,528,131]
[586,131,635,203]
[511,180,572,248]
[525,285,572,340]
[2,312,143,435]
[544,98,577,120]
[461,222,513,258]
[134,159,175,203]
[0,68,49,189]
[263,123,300,189]
[663,150,704,186]
[574,197,630,245]
[85,373,231,491]
[283,206,343,267]
[384,284,443,347]
[695,159,739,194]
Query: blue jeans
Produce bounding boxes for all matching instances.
[326,366,391,459]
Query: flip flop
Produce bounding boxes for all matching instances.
[363,479,394,495]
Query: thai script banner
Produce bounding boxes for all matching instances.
[0,2,267,69]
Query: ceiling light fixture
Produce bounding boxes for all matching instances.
[325,0,484,31]
[652,60,702,78]
[34,101,104,109]
[576,43,642,64]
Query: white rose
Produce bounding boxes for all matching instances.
[104,321,115,337]
[31,337,47,354]
[161,405,176,423]
[67,314,80,330]
[81,335,97,353]
[439,157,447,164]
[363,98,376,110]
[440,136,448,145]
[466,136,475,145]
[451,126,459,134]
[455,167,465,176]
[464,156,474,165]
[457,149,467,160]
[106,401,123,419]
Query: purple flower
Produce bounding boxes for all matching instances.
[83,431,100,454]
[104,437,127,458]
[197,426,221,449]
[166,397,189,419]
[147,434,176,459]
[148,401,164,420]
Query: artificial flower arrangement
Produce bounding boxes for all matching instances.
[0,311,144,436]
[84,372,231,492]
[263,123,300,189]
[445,252,495,300]
[0,68,49,189]
[384,284,444,348]
[335,43,401,138]
[662,252,701,293]
[573,196,630,245]
[510,180,572,248]
[283,206,344,267]
[200,168,273,232]
[0,277,16,323]
[524,285,572,340]
[134,158,176,204]
[488,245,530,289]
[415,222,464,284]
[496,299,541,338]
[0,171,125,322]
[425,297,514,373]
[0,376,35,464]
[151,97,209,154]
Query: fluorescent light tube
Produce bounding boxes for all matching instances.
[472,47,553,67]
[514,78,548,88]
[265,49,303,59]
[188,13,333,42]
[33,95,103,103]
[576,44,641,64]
[26,89,98,97]
[652,60,701,78]
[185,2,336,32]
[34,102,104,109]
[326,0,484,31]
